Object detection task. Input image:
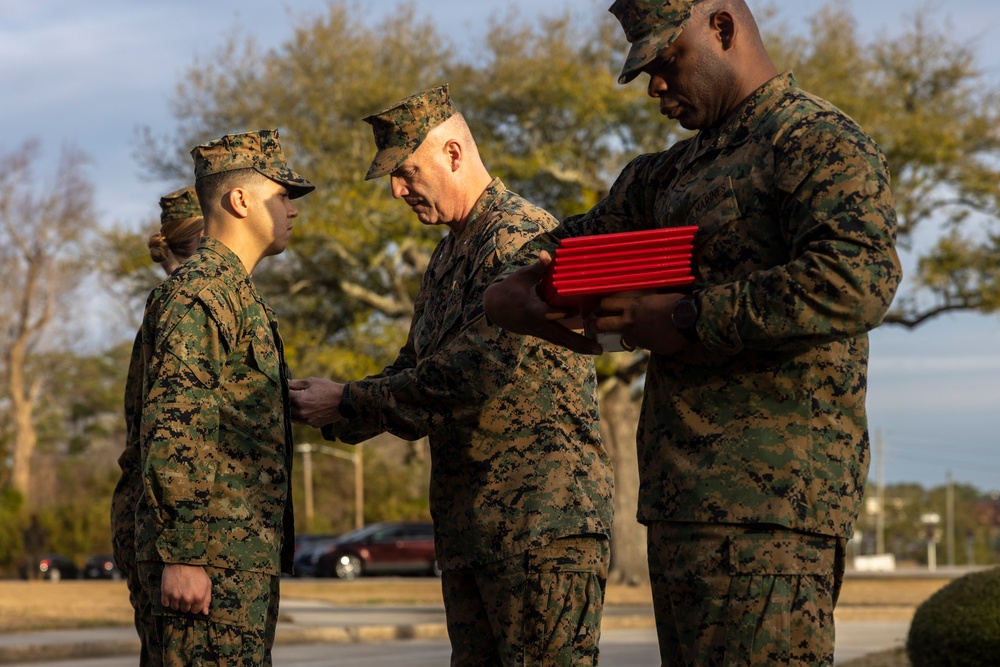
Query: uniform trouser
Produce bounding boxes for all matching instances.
[126,569,156,666]
[112,539,155,666]
[646,522,846,667]
[138,562,280,667]
[442,534,610,667]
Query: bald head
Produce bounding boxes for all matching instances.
[691,0,773,67]
[389,112,493,232]
[425,113,479,157]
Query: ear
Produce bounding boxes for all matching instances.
[710,9,737,50]
[444,139,463,173]
[227,187,251,219]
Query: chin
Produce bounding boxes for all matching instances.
[268,242,290,256]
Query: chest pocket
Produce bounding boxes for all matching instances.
[412,238,492,357]
[660,175,750,284]
[412,282,469,357]
[248,325,282,386]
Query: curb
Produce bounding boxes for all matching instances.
[275,621,450,645]
[0,614,656,664]
[0,638,141,664]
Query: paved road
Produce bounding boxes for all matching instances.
[0,628,658,667]
[0,599,909,666]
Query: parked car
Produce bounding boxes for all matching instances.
[314,522,438,580]
[292,534,341,578]
[18,553,79,582]
[83,554,121,580]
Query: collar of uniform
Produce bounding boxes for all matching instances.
[195,234,265,300]
[687,71,797,161]
[198,236,276,323]
[456,177,506,243]
[197,236,250,279]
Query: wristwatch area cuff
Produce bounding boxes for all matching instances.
[339,382,358,420]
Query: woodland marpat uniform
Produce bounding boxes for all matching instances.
[133,236,294,667]
[134,235,294,575]
[521,67,901,664]
[324,179,614,569]
[313,85,613,666]
[123,129,308,667]
[532,72,901,537]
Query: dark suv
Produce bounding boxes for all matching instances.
[83,554,122,580]
[315,521,438,580]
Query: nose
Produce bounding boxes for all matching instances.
[287,201,298,219]
[390,175,408,199]
[647,73,668,98]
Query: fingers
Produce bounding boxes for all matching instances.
[161,564,212,615]
[538,321,604,356]
[588,314,628,336]
[530,251,553,276]
[162,591,210,614]
[199,589,211,616]
[485,256,567,335]
[592,295,630,314]
[289,380,344,427]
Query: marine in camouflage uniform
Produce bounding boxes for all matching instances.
[112,185,203,667]
[289,85,614,667]
[484,1,903,665]
[131,129,313,667]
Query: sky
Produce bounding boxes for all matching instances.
[2,0,998,492]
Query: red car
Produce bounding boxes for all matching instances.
[18,553,79,581]
[314,521,438,580]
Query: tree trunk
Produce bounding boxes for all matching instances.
[599,377,649,586]
[0,142,94,503]
[7,337,40,503]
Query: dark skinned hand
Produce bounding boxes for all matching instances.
[588,292,692,356]
[483,251,604,356]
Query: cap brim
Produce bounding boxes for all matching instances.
[365,146,412,181]
[616,23,688,85]
[285,182,315,199]
[256,167,315,199]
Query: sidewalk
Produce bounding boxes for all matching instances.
[0,599,908,664]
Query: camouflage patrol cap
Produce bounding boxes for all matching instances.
[190,128,315,199]
[362,84,456,180]
[159,185,202,224]
[609,0,701,84]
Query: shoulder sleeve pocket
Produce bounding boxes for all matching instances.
[248,327,282,385]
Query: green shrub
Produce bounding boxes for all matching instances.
[906,567,1000,667]
[0,488,27,576]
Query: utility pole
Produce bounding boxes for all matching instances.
[946,470,955,567]
[295,443,365,532]
[301,445,314,532]
[354,445,364,530]
[875,428,885,555]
